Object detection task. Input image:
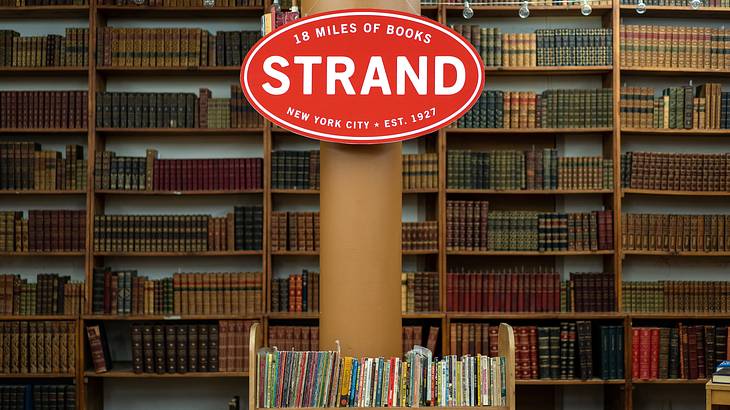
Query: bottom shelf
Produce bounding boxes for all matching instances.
[517,379,626,385]
[632,379,708,385]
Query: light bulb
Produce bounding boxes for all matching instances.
[636,0,646,13]
[463,1,474,19]
[690,0,701,9]
[519,1,530,18]
[581,0,592,15]
[202,0,215,7]
[132,0,144,5]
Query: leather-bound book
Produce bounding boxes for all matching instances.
[86,325,111,373]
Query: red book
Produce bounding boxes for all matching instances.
[480,273,488,312]
[457,273,464,312]
[688,326,699,379]
[475,272,482,312]
[517,273,524,312]
[487,273,494,311]
[529,326,538,379]
[469,272,476,312]
[511,273,518,312]
[639,328,651,380]
[446,273,454,312]
[650,328,659,379]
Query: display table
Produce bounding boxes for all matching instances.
[707,381,730,409]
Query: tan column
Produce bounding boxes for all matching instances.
[300,0,420,358]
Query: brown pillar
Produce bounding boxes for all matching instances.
[300,0,420,358]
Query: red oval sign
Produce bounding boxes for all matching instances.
[241,9,485,144]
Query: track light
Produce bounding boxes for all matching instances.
[689,0,702,9]
[581,0,592,15]
[519,0,530,18]
[462,1,474,19]
[636,0,646,13]
[132,0,144,5]
[203,0,215,7]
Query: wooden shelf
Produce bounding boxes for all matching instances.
[95,127,264,136]
[403,249,438,255]
[0,128,87,135]
[271,250,319,256]
[447,127,612,135]
[632,379,709,385]
[266,312,320,320]
[0,251,84,256]
[401,312,445,319]
[448,312,624,320]
[447,189,612,195]
[403,188,439,194]
[619,4,730,17]
[0,373,75,379]
[623,250,730,257]
[622,66,730,77]
[444,4,612,17]
[0,315,77,321]
[95,189,263,196]
[83,314,263,321]
[516,379,626,385]
[0,5,88,18]
[448,250,614,256]
[486,66,612,76]
[96,5,263,17]
[271,189,320,195]
[93,251,262,257]
[0,66,87,75]
[621,128,730,136]
[96,66,240,76]
[0,190,85,195]
[623,188,730,197]
[85,370,249,378]
[627,312,730,320]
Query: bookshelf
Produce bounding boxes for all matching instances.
[247,322,518,410]
[0,1,728,410]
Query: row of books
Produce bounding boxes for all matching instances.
[450,322,623,380]
[446,201,614,251]
[620,25,730,70]
[402,221,438,251]
[97,0,262,5]
[0,142,86,191]
[2,0,85,4]
[621,0,729,5]
[620,84,728,130]
[0,91,88,129]
[631,325,728,380]
[0,321,76,374]
[0,384,75,410]
[453,26,612,67]
[454,89,613,129]
[96,87,263,129]
[447,149,613,191]
[431,0,611,4]
[128,321,254,374]
[272,150,320,190]
[622,281,730,313]
[270,270,320,313]
[90,268,263,315]
[401,272,439,313]
[0,210,86,253]
[268,325,319,352]
[622,213,730,252]
[94,150,263,192]
[270,211,320,252]
[96,28,260,68]
[403,153,438,190]
[0,274,83,316]
[621,151,730,192]
[256,347,507,408]
[402,326,439,357]
[0,29,88,67]
[92,207,263,253]
[447,271,616,313]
